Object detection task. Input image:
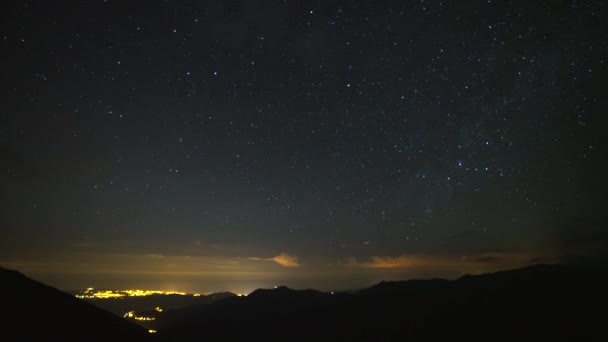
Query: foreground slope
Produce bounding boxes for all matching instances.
[81,291,236,317]
[0,267,152,342]
[157,264,606,341]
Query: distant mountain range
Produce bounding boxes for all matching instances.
[2,264,605,341]
[155,264,606,341]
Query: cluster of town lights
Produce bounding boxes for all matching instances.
[75,288,187,299]
[123,310,156,321]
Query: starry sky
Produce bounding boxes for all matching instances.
[1,0,607,293]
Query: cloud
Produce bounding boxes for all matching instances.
[346,252,555,272]
[250,253,301,268]
[360,256,416,268]
[271,253,300,267]
[145,254,165,259]
[349,255,454,269]
[475,255,501,263]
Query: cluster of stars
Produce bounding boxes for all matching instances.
[1,0,605,265]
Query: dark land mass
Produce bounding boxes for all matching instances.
[155,264,606,341]
[2,264,606,341]
[0,266,153,341]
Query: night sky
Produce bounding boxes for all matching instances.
[1,0,607,293]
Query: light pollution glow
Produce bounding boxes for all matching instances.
[1,248,557,294]
[75,288,187,299]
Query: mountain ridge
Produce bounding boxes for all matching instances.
[0,266,152,341]
[154,263,606,341]
[2,264,605,341]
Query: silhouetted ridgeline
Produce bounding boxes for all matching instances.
[1,264,605,341]
[155,264,606,341]
[0,267,152,342]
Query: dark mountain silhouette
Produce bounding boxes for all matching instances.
[248,286,325,299]
[155,264,606,341]
[0,267,153,341]
[2,264,605,341]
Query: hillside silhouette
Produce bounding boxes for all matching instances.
[0,267,152,341]
[156,264,606,341]
[1,264,605,341]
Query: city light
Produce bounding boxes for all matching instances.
[75,288,188,299]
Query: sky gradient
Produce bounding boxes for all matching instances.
[1,0,607,293]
